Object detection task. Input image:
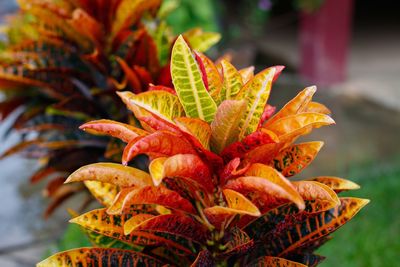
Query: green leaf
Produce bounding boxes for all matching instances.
[219,59,243,101]
[171,35,217,123]
[236,67,276,140]
[210,100,247,153]
[184,28,221,53]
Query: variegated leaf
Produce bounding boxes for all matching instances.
[265,86,317,126]
[119,186,197,214]
[171,35,217,123]
[117,91,184,122]
[194,52,222,100]
[266,112,335,139]
[66,162,152,187]
[307,176,360,192]
[122,131,197,165]
[236,67,276,140]
[246,198,369,256]
[80,119,148,143]
[271,141,324,177]
[211,100,247,154]
[247,256,307,267]
[175,117,212,149]
[239,66,255,84]
[84,181,119,207]
[219,59,243,101]
[37,248,164,267]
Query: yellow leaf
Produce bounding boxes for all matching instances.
[219,60,243,101]
[174,117,211,149]
[223,189,260,216]
[65,162,152,187]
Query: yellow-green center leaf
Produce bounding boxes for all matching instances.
[236,67,276,140]
[171,35,217,123]
[210,100,247,154]
[219,59,243,101]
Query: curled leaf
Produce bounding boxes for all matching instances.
[65,162,152,187]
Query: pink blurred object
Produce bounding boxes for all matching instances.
[299,0,354,85]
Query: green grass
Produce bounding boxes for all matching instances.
[318,159,400,267]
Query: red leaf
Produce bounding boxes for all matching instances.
[133,214,207,243]
[162,154,214,193]
[258,104,276,128]
[221,130,278,162]
[194,52,209,90]
[122,131,197,165]
[120,186,197,214]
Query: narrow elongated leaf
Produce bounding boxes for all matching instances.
[80,119,148,143]
[210,100,247,154]
[308,176,360,192]
[175,117,211,149]
[271,141,324,177]
[266,112,335,138]
[265,86,316,126]
[122,131,197,165]
[84,181,119,207]
[247,256,307,267]
[247,198,369,256]
[37,248,164,267]
[171,35,217,122]
[117,91,184,121]
[236,67,276,140]
[194,52,223,100]
[221,227,254,259]
[219,60,243,101]
[120,186,197,214]
[65,162,152,187]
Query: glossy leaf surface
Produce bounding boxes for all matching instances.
[171,35,217,122]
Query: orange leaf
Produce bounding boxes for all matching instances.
[122,131,197,165]
[162,154,214,193]
[80,119,148,143]
[292,181,340,211]
[271,141,324,177]
[265,86,317,126]
[223,189,260,216]
[307,176,360,192]
[244,163,304,210]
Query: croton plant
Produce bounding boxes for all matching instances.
[38,36,368,266]
[0,0,220,216]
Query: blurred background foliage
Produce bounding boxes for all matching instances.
[1,0,399,266]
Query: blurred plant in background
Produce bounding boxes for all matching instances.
[0,0,220,217]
